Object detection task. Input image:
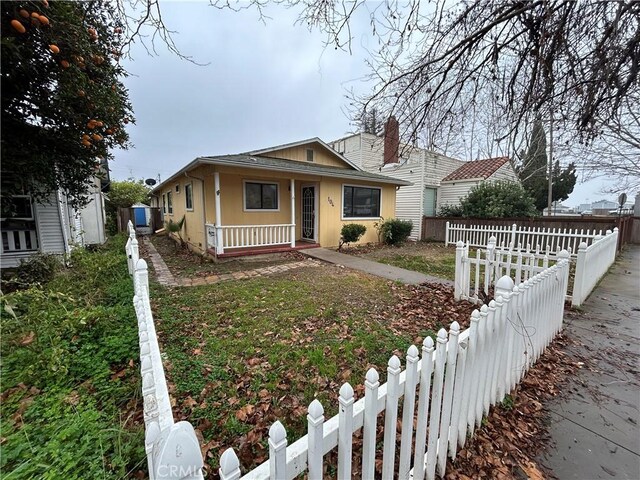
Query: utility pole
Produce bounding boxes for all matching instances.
[547,111,554,216]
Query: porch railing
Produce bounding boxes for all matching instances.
[1,228,39,253]
[206,223,295,255]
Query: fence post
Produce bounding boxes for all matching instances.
[437,321,460,477]
[445,221,450,246]
[510,223,517,248]
[363,368,379,480]
[487,236,496,284]
[454,241,465,300]
[338,383,354,480]
[268,421,287,480]
[426,329,448,480]
[307,400,324,480]
[572,241,588,307]
[152,421,204,480]
[399,345,419,480]
[382,355,401,480]
[219,449,241,480]
[413,337,435,480]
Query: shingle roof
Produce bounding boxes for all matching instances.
[441,157,510,182]
[151,154,411,193]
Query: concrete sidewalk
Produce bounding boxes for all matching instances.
[303,247,452,285]
[539,246,640,479]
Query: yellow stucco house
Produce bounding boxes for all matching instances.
[150,138,410,257]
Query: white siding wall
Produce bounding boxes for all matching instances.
[37,194,67,255]
[438,180,481,208]
[380,159,424,240]
[488,162,519,182]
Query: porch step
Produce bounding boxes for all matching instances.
[209,242,320,258]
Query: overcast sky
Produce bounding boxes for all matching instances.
[110,1,622,206]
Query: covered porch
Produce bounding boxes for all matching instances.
[205,174,318,257]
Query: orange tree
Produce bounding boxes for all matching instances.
[1,0,133,204]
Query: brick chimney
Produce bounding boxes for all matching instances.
[383,115,399,165]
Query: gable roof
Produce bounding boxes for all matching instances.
[441,157,510,182]
[244,137,361,171]
[151,154,411,194]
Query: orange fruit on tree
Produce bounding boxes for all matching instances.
[49,44,59,54]
[19,9,29,19]
[95,121,103,127]
[92,133,103,141]
[78,89,85,97]
[87,120,97,129]
[30,12,39,18]
[60,60,70,68]
[42,0,49,7]
[11,20,26,34]
[105,129,113,135]
[39,15,49,26]
[82,134,90,141]
[82,139,92,147]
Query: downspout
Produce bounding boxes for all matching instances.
[184,171,207,254]
[56,189,71,256]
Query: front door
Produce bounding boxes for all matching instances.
[301,185,316,241]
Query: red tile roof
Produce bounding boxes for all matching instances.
[441,157,510,182]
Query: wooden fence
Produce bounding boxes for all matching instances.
[422,215,636,250]
[218,259,570,480]
[126,223,205,479]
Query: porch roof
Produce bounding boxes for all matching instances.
[152,154,412,193]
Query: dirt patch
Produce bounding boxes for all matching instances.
[148,234,305,278]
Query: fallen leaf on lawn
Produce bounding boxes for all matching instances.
[519,459,545,480]
[235,404,255,422]
[19,331,35,345]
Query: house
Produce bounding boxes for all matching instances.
[330,127,466,240]
[149,138,410,257]
[332,122,522,241]
[1,173,108,269]
[438,156,519,207]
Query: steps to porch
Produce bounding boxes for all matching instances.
[208,241,320,258]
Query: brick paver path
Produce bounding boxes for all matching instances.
[142,236,321,287]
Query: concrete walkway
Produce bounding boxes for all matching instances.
[539,246,640,479]
[303,247,452,285]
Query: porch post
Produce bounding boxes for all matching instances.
[214,172,224,255]
[290,179,295,248]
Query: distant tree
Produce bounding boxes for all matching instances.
[460,181,537,218]
[357,108,384,136]
[1,1,134,205]
[105,179,150,233]
[517,119,577,211]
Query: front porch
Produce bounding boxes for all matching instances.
[206,175,319,257]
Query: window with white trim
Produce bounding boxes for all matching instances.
[342,185,381,218]
[162,194,166,214]
[306,149,314,162]
[167,191,173,214]
[185,183,193,210]
[244,181,279,211]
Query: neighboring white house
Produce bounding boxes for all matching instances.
[1,177,107,269]
[438,156,519,207]
[330,131,465,240]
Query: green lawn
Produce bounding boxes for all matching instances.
[0,236,145,479]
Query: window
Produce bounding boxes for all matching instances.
[244,181,279,211]
[1,195,33,220]
[162,194,166,214]
[306,149,314,162]
[185,183,193,210]
[175,184,180,193]
[167,191,173,214]
[342,185,381,218]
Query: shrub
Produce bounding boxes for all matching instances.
[460,181,538,218]
[376,218,413,245]
[165,215,186,247]
[339,223,367,250]
[437,204,464,217]
[10,253,61,289]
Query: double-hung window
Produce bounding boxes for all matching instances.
[162,194,166,214]
[185,183,193,210]
[167,191,173,214]
[342,185,381,219]
[244,181,279,211]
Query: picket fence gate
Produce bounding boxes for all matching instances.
[445,221,604,256]
[453,236,572,304]
[218,258,571,480]
[126,222,205,480]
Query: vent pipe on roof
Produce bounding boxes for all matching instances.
[383,116,399,165]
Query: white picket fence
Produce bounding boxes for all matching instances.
[572,228,619,306]
[125,222,205,480]
[454,236,571,304]
[445,221,605,256]
[218,258,571,480]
